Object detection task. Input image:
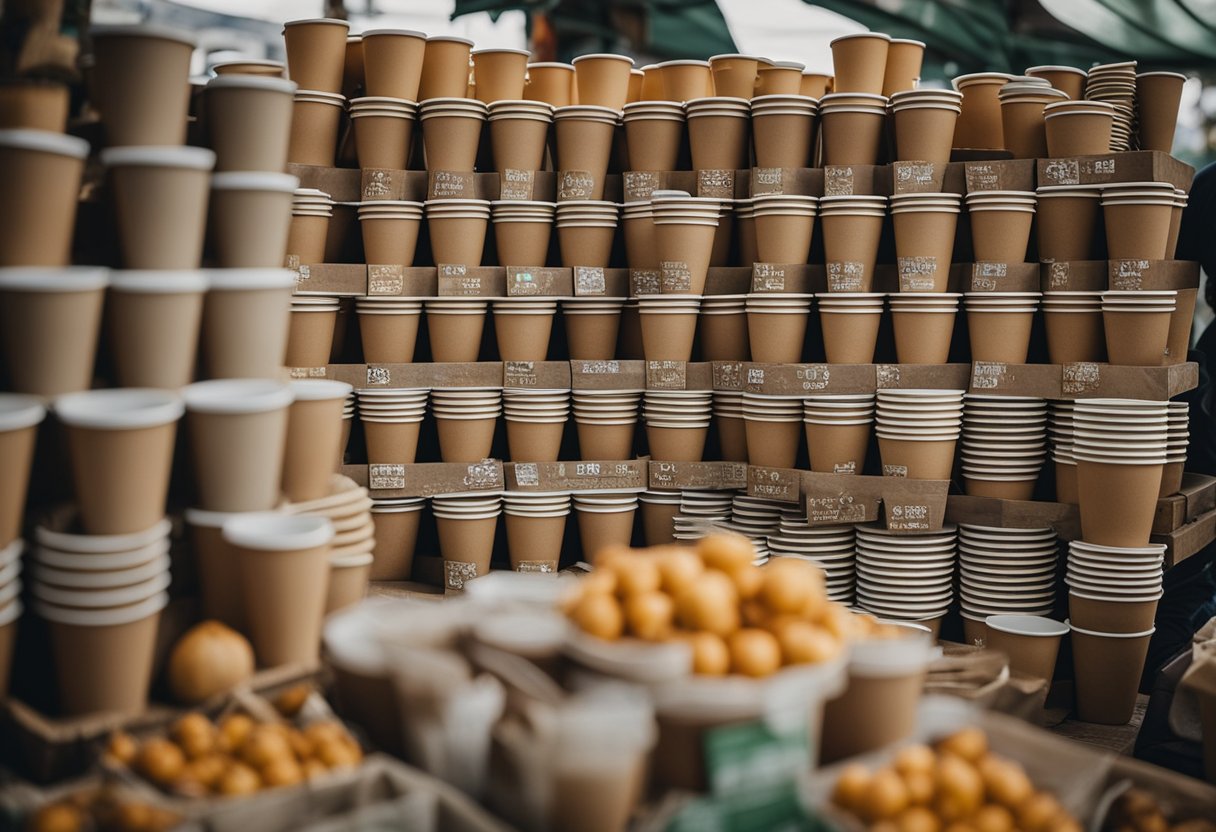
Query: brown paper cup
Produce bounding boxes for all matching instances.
[0,131,88,266]
[472,49,530,103]
[494,308,555,361]
[525,63,575,108]
[361,29,426,100]
[1037,192,1099,261]
[563,303,624,360]
[435,514,498,588]
[421,103,486,171]
[1135,72,1185,153]
[558,223,616,268]
[0,397,45,547]
[0,80,69,131]
[370,505,423,580]
[744,419,801,468]
[91,25,196,145]
[1045,110,1112,157]
[575,507,636,556]
[969,208,1033,262]
[623,114,684,172]
[640,307,699,362]
[1069,592,1159,635]
[505,419,564,462]
[211,173,298,267]
[554,112,617,199]
[288,92,345,166]
[805,422,870,475]
[891,308,957,364]
[362,418,423,464]
[358,306,421,364]
[326,548,372,614]
[1000,99,1050,159]
[655,222,717,294]
[576,421,637,460]
[1076,460,1163,548]
[830,34,890,95]
[201,269,295,379]
[360,211,422,265]
[0,268,107,396]
[878,436,958,480]
[1071,623,1153,725]
[1103,201,1172,260]
[820,108,885,165]
[286,307,338,368]
[436,416,498,463]
[983,615,1067,680]
[490,110,552,172]
[709,55,760,99]
[505,513,567,571]
[108,272,206,389]
[882,39,924,97]
[205,76,296,171]
[821,212,883,288]
[283,18,350,93]
[0,601,18,698]
[427,212,489,266]
[1044,309,1105,364]
[954,74,1012,150]
[747,308,809,364]
[892,105,958,163]
[967,309,1035,363]
[225,513,334,666]
[419,37,474,100]
[820,309,882,364]
[821,670,924,764]
[1166,287,1197,366]
[687,112,749,171]
[186,507,261,630]
[753,212,815,264]
[1103,309,1171,366]
[640,497,680,546]
[572,54,634,110]
[645,425,709,462]
[752,110,816,169]
[699,310,749,361]
[282,380,352,503]
[426,303,488,362]
[352,108,416,170]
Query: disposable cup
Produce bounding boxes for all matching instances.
[287,90,345,166]
[525,63,576,108]
[0,80,69,132]
[756,63,805,96]
[1076,458,1163,548]
[200,268,294,379]
[351,100,417,170]
[472,48,530,103]
[427,201,490,265]
[283,18,349,93]
[563,298,625,360]
[829,33,890,95]
[205,75,296,171]
[1044,105,1113,156]
[953,72,1015,149]
[890,301,959,364]
[488,100,553,172]
[107,271,206,389]
[418,36,474,101]
[882,39,924,97]
[1102,199,1173,261]
[210,172,298,267]
[709,54,761,99]
[819,105,885,165]
[572,54,634,110]
[426,299,488,361]
[1026,65,1086,99]
[282,380,352,503]
[91,25,195,145]
[0,397,45,547]
[0,130,88,266]
[1070,621,1154,725]
[361,29,427,100]
[685,98,750,170]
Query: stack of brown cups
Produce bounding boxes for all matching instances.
[1036,184,1101,261]
[574,390,641,459]
[425,296,487,361]
[493,298,557,360]
[205,75,296,172]
[639,489,682,545]
[752,194,817,264]
[684,97,751,172]
[287,294,341,367]
[952,73,1014,149]
[712,392,747,462]
[855,524,955,634]
[432,493,501,591]
[211,173,299,268]
[622,201,658,269]
[30,518,173,715]
[0,130,90,267]
[889,89,962,163]
[1025,65,1087,99]
[997,77,1067,158]
[804,393,874,475]
[471,48,531,103]
[0,395,44,697]
[212,59,287,78]
[573,492,640,557]
[503,491,571,573]
[488,100,553,172]
[1102,289,1176,366]
[1163,401,1189,497]
[741,393,804,468]
[1168,189,1189,259]
[1102,181,1177,260]
[883,39,924,96]
[419,36,474,101]
[431,387,502,462]
[562,297,627,360]
[502,388,568,461]
[966,189,1036,262]
[359,200,424,264]
[90,25,196,146]
[622,101,685,171]
[1085,62,1136,151]
[818,293,885,363]
[350,97,418,170]
[889,291,961,364]
[554,105,621,199]
[201,269,296,380]
[651,192,720,293]
[1136,72,1186,152]
[358,388,429,464]
[820,195,886,292]
[288,188,334,266]
[1067,539,1164,724]
[288,90,346,166]
[1049,401,1078,504]
[757,61,805,96]
[369,495,426,581]
[960,394,1047,500]
[107,271,206,389]
[643,390,712,461]
[700,294,749,360]
[556,201,619,267]
[1043,290,1105,363]
[890,191,960,291]
[876,388,964,480]
[1072,398,1168,549]
[420,98,487,171]
[735,199,758,265]
[819,93,888,165]
[965,291,1042,363]
[958,525,1058,644]
[426,199,491,266]
[638,295,701,361]
[750,94,818,168]
[1043,100,1115,157]
[526,62,576,108]
[746,291,812,363]
[285,471,374,615]
[492,200,555,265]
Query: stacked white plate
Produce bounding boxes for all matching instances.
[854,524,956,625]
[958,523,1059,634]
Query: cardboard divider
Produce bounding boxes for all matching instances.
[945,494,1081,539]
[646,460,748,491]
[342,460,504,497]
[968,361,1198,399]
[739,363,878,396]
[1152,505,1216,568]
[646,361,714,391]
[573,267,630,297]
[968,262,1040,293]
[503,361,572,389]
[963,159,1036,193]
[1036,150,1194,192]
[1040,261,1108,292]
[570,359,646,390]
[504,459,648,491]
[751,263,825,294]
[800,470,950,530]
[1153,473,1216,535]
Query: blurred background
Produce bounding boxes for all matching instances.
[5,0,1213,167]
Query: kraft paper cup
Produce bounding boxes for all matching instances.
[562,298,626,360]
[622,102,685,171]
[756,62,805,96]
[417,35,473,101]
[288,90,345,166]
[638,296,701,362]
[471,48,530,103]
[1101,290,1176,366]
[525,62,575,108]
[750,94,818,168]
[830,33,891,95]
[0,397,45,547]
[742,394,803,468]
[283,18,348,93]
[201,268,294,379]
[804,396,874,475]
[107,271,206,389]
[817,293,884,363]
[346,34,367,100]
[889,292,959,364]
[1074,463,1165,549]
[890,193,961,292]
[187,506,275,630]
[819,98,886,165]
[426,199,491,265]
[286,295,340,367]
[1036,186,1100,261]
[432,389,502,462]
[369,497,425,580]
[1043,100,1115,156]
[212,59,286,77]
[488,100,554,173]
[326,545,373,614]
[746,294,812,363]
[55,389,183,536]
[890,91,962,163]
[572,54,633,111]
[685,96,751,171]
[420,97,487,171]
[361,29,426,100]
[425,298,488,362]
[350,97,418,170]
[0,267,108,396]
[573,493,639,557]
[282,380,352,504]
[1043,292,1105,363]
[652,196,720,294]
[639,490,681,545]
[1101,196,1173,261]
[493,299,558,361]
[554,105,620,200]
[752,194,818,264]
[503,492,570,571]
[1136,72,1185,152]
[358,200,423,265]
[1167,190,1188,261]
[656,60,712,102]
[0,80,69,132]
[1026,65,1087,99]
[1070,620,1154,725]
[622,201,658,269]
[709,54,762,99]
[183,380,293,512]
[205,75,296,172]
[210,172,297,268]
[700,295,749,361]
[37,592,167,716]
[882,38,924,97]
[90,25,195,145]
[102,145,215,270]
[224,512,334,666]
[1068,588,1161,635]
[433,494,502,591]
[356,298,423,363]
[952,72,1015,149]
[556,201,620,268]
[965,191,1036,262]
[0,130,89,266]
[965,293,1041,363]
[819,196,886,290]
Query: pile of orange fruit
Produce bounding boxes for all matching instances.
[565,533,902,677]
[831,728,1083,832]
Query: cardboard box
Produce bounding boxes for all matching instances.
[342,461,505,497]
[751,263,824,294]
[1153,473,1216,535]
[1152,505,1216,568]
[945,495,1081,539]
[292,264,368,295]
[801,471,950,530]
[1041,261,1107,292]
[648,460,748,491]
[967,362,1199,400]
[504,459,647,492]
[964,159,1036,193]
[1037,150,1194,192]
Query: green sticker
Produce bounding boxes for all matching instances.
[704,719,812,796]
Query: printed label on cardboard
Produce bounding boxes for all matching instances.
[505,266,570,297]
[558,170,595,200]
[1048,262,1071,288]
[445,560,478,590]
[747,466,801,504]
[698,169,735,199]
[362,169,395,199]
[1079,156,1118,180]
[368,265,405,295]
[429,362,504,389]
[875,365,901,388]
[429,170,476,200]
[827,262,865,292]
[649,460,748,490]
[632,269,662,296]
[970,262,1008,292]
[369,463,407,490]
[883,464,908,478]
[661,261,694,293]
[574,266,607,295]
[713,362,745,391]
[365,366,392,387]
[516,560,556,573]
[287,366,329,379]
[753,263,786,292]
[971,361,1009,390]
[503,361,539,388]
[1062,362,1102,395]
[623,171,660,202]
[824,166,855,196]
[437,267,495,297]
[503,361,570,389]
[803,472,878,525]
[886,502,933,530]
[964,163,1001,192]
[898,257,938,291]
[752,167,784,194]
[746,365,765,388]
[647,361,688,389]
[513,463,540,486]
[893,162,943,193]
[571,359,646,390]
[833,461,857,475]
[499,169,535,201]
[1041,159,1081,186]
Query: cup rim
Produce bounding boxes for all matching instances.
[0,127,90,159]
[212,171,301,193]
[33,590,169,626]
[0,394,46,432]
[54,388,184,429]
[182,379,294,414]
[0,265,109,293]
[100,145,216,170]
[1067,619,1155,638]
[206,74,297,94]
[222,512,334,551]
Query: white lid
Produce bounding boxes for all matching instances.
[90,23,197,47]
[203,268,297,290]
[0,395,46,432]
[184,505,276,529]
[34,590,169,627]
[100,145,216,170]
[473,47,530,56]
[183,379,294,414]
[222,512,334,550]
[109,270,209,293]
[290,379,354,401]
[211,58,285,69]
[0,128,89,159]
[212,171,300,192]
[206,75,296,94]
[54,388,184,429]
[0,266,109,293]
